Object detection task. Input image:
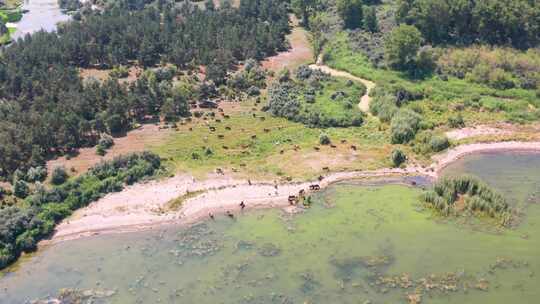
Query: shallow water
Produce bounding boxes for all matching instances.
[12,0,69,40]
[1,151,540,303]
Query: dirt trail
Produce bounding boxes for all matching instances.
[47,141,540,244]
[309,58,376,113]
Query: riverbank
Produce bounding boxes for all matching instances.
[46,140,540,244]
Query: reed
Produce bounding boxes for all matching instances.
[423,175,511,224]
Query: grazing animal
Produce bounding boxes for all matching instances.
[259,117,265,121]
[218,134,224,139]
[222,145,229,150]
[350,145,357,151]
[225,126,231,130]
[251,135,257,139]
[314,146,320,151]
[224,115,231,119]
[294,145,300,151]
[288,195,298,205]
[280,150,285,154]
[240,201,246,209]
[189,127,193,131]
[318,175,324,181]
[226,211,234,218]
[330,144,337,148]
[309,184,321,191]
[209,212,215,220]
[341,139,347,144]
[299,189,305,196]
[215,119,222,123]
[218,108,224,113]
[264,128,270,133]
[216,168,224,175]
[323,167,330,171]
[209,126,216,132]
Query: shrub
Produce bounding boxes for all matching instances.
[447,114,465,128]
[429,135,450,152]
[109,66,129,78]
[390,109,422,144]
[13,180,29,198]
[319,134,331,145]
[391,149,407,167]
[27,166,47,183]
[51,167,69,185]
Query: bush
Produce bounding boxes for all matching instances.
[51,167,69,185]
[319,134,331,145]
[27,166,47,183]
[429,135,450,152]
[390,109,422,144]
[13,180,29,198]
[109,66,129,78]
[447,114,465,128]
[391,149,407,167]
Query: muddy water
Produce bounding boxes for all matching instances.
[11,0,69,40]
[1,152,540,303]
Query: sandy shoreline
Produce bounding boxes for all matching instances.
[45,141,540,244]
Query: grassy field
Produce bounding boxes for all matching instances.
[323,32,539,127]
[151,99,397,180]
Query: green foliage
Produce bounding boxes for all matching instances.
[51,167,69,185]
[319,133,331,145]
[267,66,365,128]
[424,175,512,225]
[390,109,422,144]
[447,114,465,128]
[0,152,161,270]
[109,66,129,78]
[438,46,540,90]
[0,1,290,177]
[396,0,539,49]
[13,180,29,198]
[26,166,48,183]
[384,24,423,71]
[337,0,363,30]
[390,149,406,167]
[362,5,378,32]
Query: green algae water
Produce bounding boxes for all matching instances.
[1,151,540,303]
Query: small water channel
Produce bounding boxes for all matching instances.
[11,0,69,40]
[1,151,539,303]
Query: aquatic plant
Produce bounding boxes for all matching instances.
[423,175,512,225]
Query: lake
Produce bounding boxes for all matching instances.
[11,0,69,41]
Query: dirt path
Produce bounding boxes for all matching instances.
[46,141,540,244]
[309,58,376,113]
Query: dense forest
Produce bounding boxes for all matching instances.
[0,0,290,179]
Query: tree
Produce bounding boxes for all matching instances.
[13,180,29,199]
[205,0,215,11]
[51,167,69,185]
[291,0,317,28]
[337,0,363,30]
[384,24,423,71]
[363,6,378,32]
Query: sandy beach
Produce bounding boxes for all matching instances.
[45,140,540,244]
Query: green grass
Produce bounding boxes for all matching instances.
[299,76,366,125]
[151,100,394,179]
[323,32,539,127]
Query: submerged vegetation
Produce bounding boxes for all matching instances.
[423,175,512,226]
[0,152,162,269]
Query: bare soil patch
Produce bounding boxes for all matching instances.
[262,16,313,72]
[46,124,170,176]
